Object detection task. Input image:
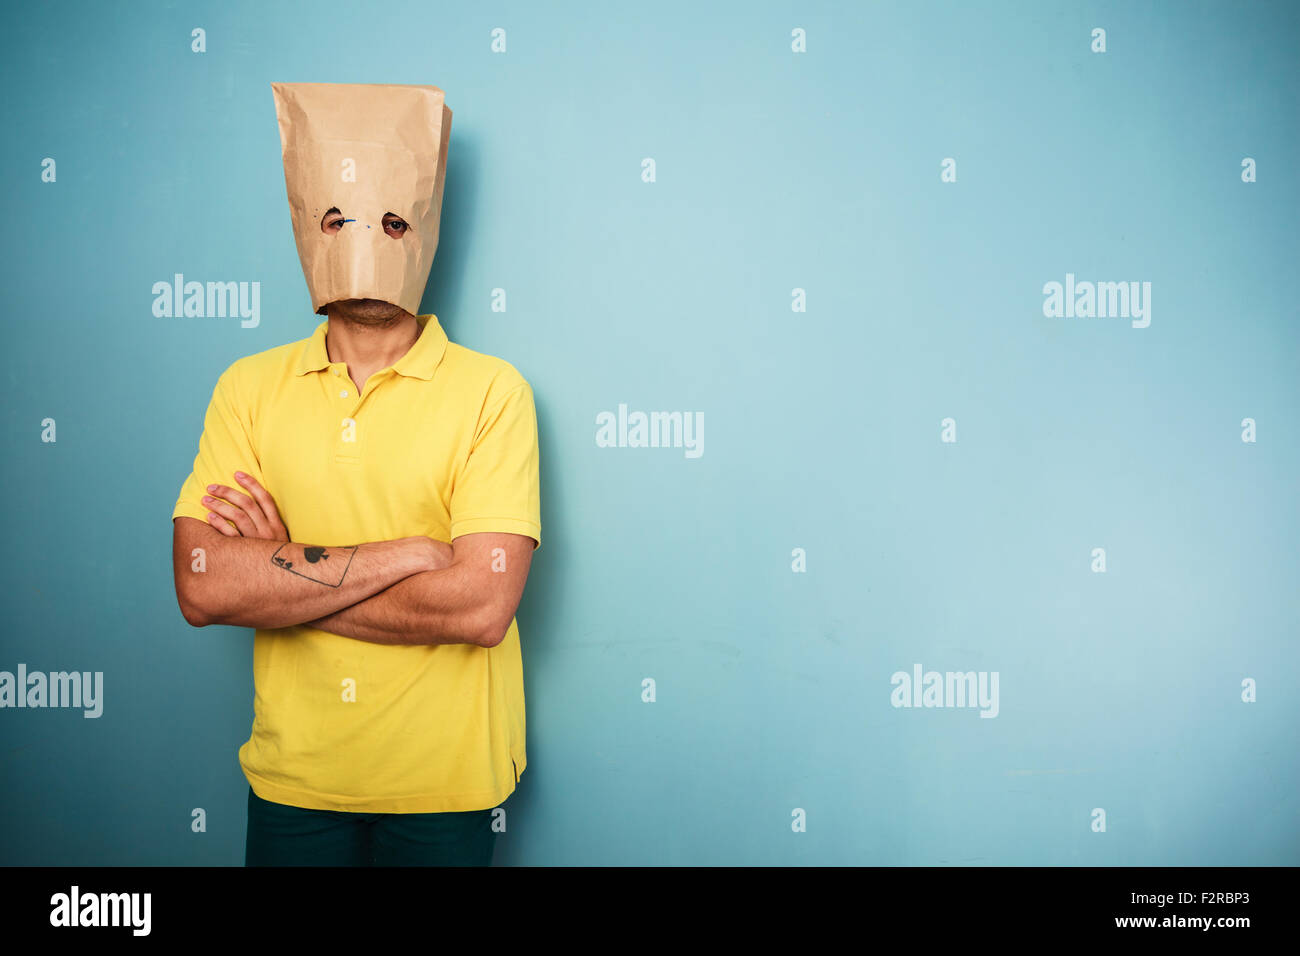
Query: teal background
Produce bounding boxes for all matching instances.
[1,0,1297,865]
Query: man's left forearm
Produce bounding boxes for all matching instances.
[306,536,482,647]
[306,563,487,647]
[306,532,533,648]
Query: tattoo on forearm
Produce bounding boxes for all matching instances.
[270,543,357,587]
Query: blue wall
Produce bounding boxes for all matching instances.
[1,0,1297,865]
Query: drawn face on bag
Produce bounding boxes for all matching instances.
[272,82,452,316]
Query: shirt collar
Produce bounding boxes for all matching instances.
[294,313,449,380]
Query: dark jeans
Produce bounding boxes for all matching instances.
[245,785,496,866]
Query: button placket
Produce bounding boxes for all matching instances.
[326,365,362,463]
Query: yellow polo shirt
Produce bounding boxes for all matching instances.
[171,313,540,813]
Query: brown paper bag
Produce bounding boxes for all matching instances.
[271,82,452,316]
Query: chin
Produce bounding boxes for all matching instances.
[332,299,404,321]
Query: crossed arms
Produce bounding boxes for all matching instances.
[171,473,534,648]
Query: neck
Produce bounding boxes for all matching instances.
[325,311,422,371]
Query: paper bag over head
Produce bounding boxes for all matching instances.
[271,82,452,316]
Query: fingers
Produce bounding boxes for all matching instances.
[207,482,259,517]
[201,472,287,540]
[204,485,260,536]
[205,507,240,536]
[233,472,288,538]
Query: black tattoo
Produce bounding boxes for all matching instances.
[271,543,358,587]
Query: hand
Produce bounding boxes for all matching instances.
[406,535,455,573]
[202,471,289,541]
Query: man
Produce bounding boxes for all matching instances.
[170,82,540,867]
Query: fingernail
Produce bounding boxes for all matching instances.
[235,472,246,479]
[206,484,217,491]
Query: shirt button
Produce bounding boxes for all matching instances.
[340,390,348,397]
[332,368,340,376]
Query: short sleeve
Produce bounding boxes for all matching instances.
[448,380,542,550]
[172,364,264,528]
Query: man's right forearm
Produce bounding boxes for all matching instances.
[182,536,432,630]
